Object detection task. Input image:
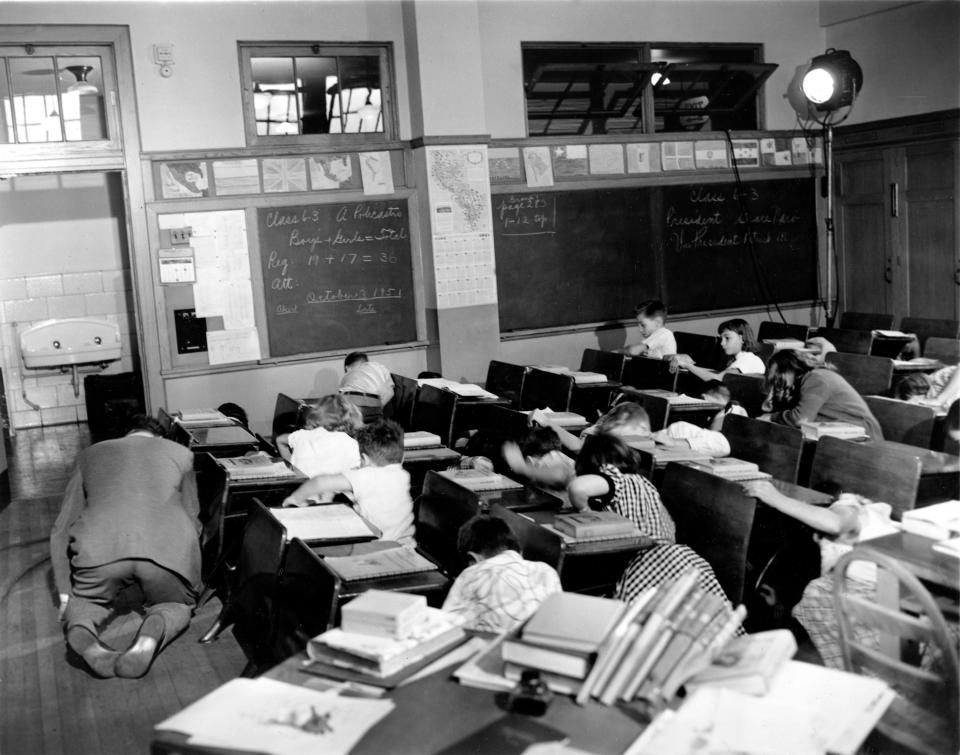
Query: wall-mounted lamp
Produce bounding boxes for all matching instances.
[65,65,98,95]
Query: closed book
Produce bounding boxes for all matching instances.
[403,431,443,449]
[800,420,866,440]
[553,511,636,539]
[324,547,438,583]
[901,500,960,541]
[685,458,771,482]
[503,662,584,695]
[521,592,625,654]
[340,590,427,637]
[685,628,797,696]
[500,637,593,679]
[569,371,609,385]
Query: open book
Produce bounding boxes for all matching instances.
[271,504,380,543]
[417,378,498,399]
[324,546,439,582]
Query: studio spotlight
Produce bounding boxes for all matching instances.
[801,49,863,112]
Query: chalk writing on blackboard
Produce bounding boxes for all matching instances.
[258,200,416,356]
[494,194,557,236]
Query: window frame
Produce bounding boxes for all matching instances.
[522,41,771,137]
[238,41,398,147]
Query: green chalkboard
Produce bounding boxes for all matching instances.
[493,188,658,331]
[492,178,817,331]
[257,199,417,357]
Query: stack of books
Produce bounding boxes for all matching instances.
[550,511,640,542]
[403,431,443,449]
[799,420,866,440]
[305,600,466,685]
[685,457,772,482]
[341,590,428,638]
[436,468,524,492]
[218,452,297,480]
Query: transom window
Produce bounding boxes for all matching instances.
[523,43,775,136]
[239,43,395,146]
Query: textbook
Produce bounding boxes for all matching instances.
[402,431,443,449]
[176,407,230,424]
[523,409,588,427]
[435,469,524,492]
[340,590,427,638]
[534,366,609,384]
[553,511,637,539]
[520,592,626,654]
[270,504,380,543]
[685,457,772,482]
[684,629,797,696]
[417,378,498,399]
[500,635,594,679]
[325,547,438,583]
[218,453,297,480]
[542,523,643,545]
[799,420,866,441]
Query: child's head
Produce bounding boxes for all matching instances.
[894,373,930,402]
[634,299,667,338]
[701,380,731,406]
[217,402,248,427]
[764,350,813,409]
[575,432,643,476]
[457,514,520,563]
[594,402,651,438]
[126,414,165,437]
[417,370,442,379]
[717,318,758,357]
[344,351,368,372]
[355,419,404,466]
[520,426,563,459]
[303,394,363,433]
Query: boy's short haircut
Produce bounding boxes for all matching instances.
[595,402,651,434]
[700,380,731,403]
[634,299,667,320]
[303,394,363,434]
[344,351,369,369]
[520,426,563,458]
[457,515,520,559]
[894,373,930,401]
[356,419,404,465]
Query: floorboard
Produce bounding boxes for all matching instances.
[0,424,247,755]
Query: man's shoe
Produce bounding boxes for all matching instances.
[66,626,120,678]
[115,614,166,679]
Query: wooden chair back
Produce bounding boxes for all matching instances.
[520,368,575,412]
[721,413,804,483]
[814,327,872,355]
[272,538,342,659]
[721,372,767,417]
[659,463,756,604]
[388,374,420,430]
[411,384,459,448]
[825,351,895,396]
[839,311,895,331]
[924,337,960,366]
[900,317,960,353]
[934,400,959,455]
[756,321,810,343]
[271,393,318,439]
[674,331,725,371]
[485,360,527,408]
[863,396,937,449]
[489,504,564,571]
[808,436,921,520]
[621,355,677,392]
[415,471,483,576]
[580,349,627,381]
[834,548,960,754]
[466,404,531,441]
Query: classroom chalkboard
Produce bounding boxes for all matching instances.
[660,178,817,314]
[257,200,417,357]
[493,178,816,331]
[493,189,658,331]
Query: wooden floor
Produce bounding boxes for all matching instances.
[0,424,247,755]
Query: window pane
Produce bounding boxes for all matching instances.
[251,56,301,135]
[294,56,338,134]
[58,56,107,141]
[337,55,382,134]
[8,56,62,143]
[0,58,12,144]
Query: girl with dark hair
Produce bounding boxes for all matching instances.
[761,350,883,439]
[673,318,765,381]
[568,434,675,544]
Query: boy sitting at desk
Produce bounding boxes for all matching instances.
[618,299,677,359]
[282,419,414,546]
[442,514,561,633]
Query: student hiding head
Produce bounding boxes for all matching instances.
[575,433,644,477]
[519,425,564,458]
[893,372,930,402]
[457,514,521,563]
[356,419,404,466]
[302,394,363,435]
[594,402,651,437]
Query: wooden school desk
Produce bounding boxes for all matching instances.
[174,421,261,457]
[402,445,462,498]
[871,440,960,506]
[151,648,647,755]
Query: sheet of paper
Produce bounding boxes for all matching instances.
[523,146,554,188]
[626,143,659,173]
[221,279,257,329]
[263,157,308,193]
[156,677,395,755]
[488,147,523,183]
[588,143,625,174]
[694,140,729,169]
[359,151,395,195]
[206,327,261,364]
[213,158,261,195]
[661,141,695,171]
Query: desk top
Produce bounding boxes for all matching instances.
[868,440,960,475]
[402,446,462,463]
[179,423,260,448]
[861,531,959,590]
[520,509,655,556]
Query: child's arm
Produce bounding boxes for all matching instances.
[673,354,723,382]
[616,343,649,356]
[530,409,584,453]
[567,474,611,512]
[741,480,856,536]
[275,432,293,461]
[282,474,353,507]
[502,442,575,488]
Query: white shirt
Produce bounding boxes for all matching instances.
[287,427,361,480]
[343,463,414,546]
[339,361,394,405]
[642,327,677,359]
[659,420,731,456]
[728,351,765,375]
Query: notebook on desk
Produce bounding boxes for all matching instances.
[271,504,380,543]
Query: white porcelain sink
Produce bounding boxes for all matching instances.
[19,318,122,368]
